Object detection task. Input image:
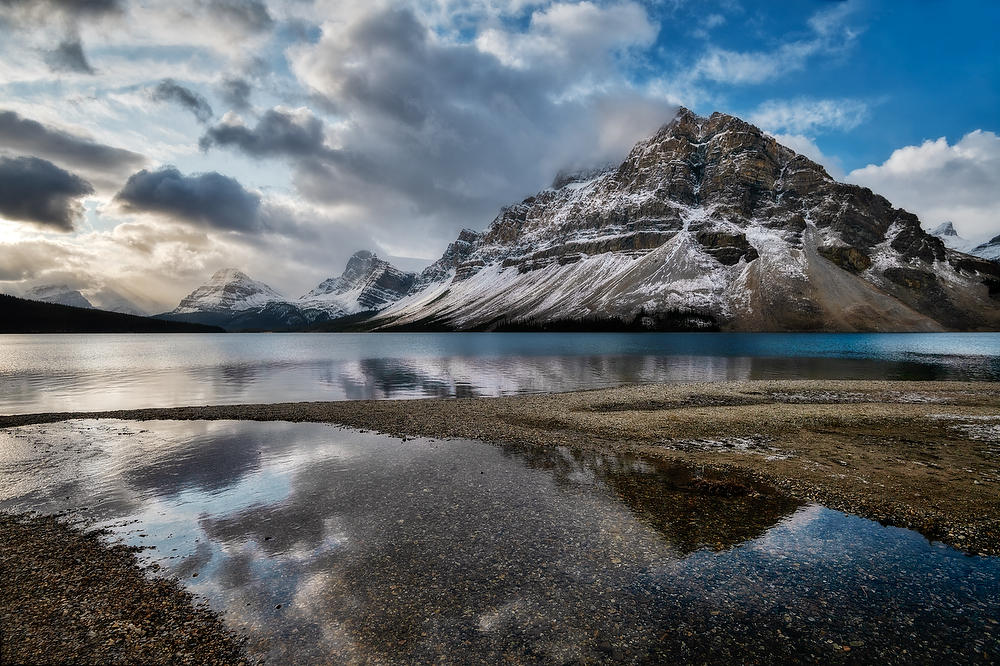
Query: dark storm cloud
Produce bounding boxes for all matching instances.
[151,80,214,124]
[0,110,146,175]
[0,0,122,19]
[220,77,252,111]
[207,0,273,34]
[44,38,94,74]
[115,167,262,232]
[199,108,329,158]
[243,4,672,253]
[0,155,94,231]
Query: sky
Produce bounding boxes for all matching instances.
[0,0,997,313]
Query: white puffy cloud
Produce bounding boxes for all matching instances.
[847,130,1000,241]
[475,1,657,70]
[750,98,869,135]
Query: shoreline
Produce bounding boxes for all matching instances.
[0,512,248,665]
[2,379,999,557]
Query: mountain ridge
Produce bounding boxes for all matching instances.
[162,108,1000,332]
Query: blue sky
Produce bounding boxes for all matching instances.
[0,0,997,311]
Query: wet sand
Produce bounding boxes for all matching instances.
[3,379,999,557]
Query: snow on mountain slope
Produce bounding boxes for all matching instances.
[929,222,977,253]
[971,235,1000,262]
[24,285,93,309]
[374,108,1000,332]
[172,268,284,314]
[299,251,416,317]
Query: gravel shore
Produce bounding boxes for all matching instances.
[0,512,249,665]
[4,379,998,556]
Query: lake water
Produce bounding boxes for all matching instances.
[1,332,999,414]
[0,420,996,663]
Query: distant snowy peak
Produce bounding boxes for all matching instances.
[25,285,93,309]
[173,268,284,314]
[301,250,416,315]
[972,235,1000,262]
[929,222,1000,261]
[929,221,976,252]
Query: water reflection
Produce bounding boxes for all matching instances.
[3,332,1000,414]
[0,420,997,662]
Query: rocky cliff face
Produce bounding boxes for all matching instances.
[301,251,416,316]
[376,108,1000,331]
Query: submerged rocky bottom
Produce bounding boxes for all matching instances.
[1,418,998,663]
[0,512,247,665]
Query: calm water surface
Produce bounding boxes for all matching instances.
[0,420,996,663]
[2,332,999,414]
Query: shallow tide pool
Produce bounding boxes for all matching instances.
[1,420,997,663]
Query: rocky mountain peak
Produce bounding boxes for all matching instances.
[372,107,1000,332]
[173,268,283,314]
[301,250,416,315]
[931,221,958,237]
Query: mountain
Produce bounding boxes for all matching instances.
[173,268,284,314]
[371,108,1000,332]
[0,293,223,334]
[300,251,416,318]
[971,234,1000,262]
[161,254,417,331]
[24,285,93,309]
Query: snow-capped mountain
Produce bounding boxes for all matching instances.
[929,222,1000,263]
[972,234,1000,262]
[173,268,284,314]
[300,251,416,317]
[371,108,1000,332]
[160,254,418,330]
[928,222,976,252]
[24,285,93,309]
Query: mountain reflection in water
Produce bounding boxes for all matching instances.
[2,332,1000,414]
[0,420,997,663]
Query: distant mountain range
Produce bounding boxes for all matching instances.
[929,222,1000,261]
[22,284,147,316]
[163,108,1000,332]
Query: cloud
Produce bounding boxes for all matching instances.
[475,1,658,70]
[750,98,868,134]
[199,107,328,158]
[272,4,674,255]
[206,0,273,34]
[0,155,94,231]
[847,130,1000,241]
[0,110,147,186]
[0,0,122,23]
[220,77,252,111]
[151,79,214,123]
[114,166,262,232]
[692,1,860,84]
[44,38,94,74]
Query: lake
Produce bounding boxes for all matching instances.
[1,332,999,414]
[0,420,996,663]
